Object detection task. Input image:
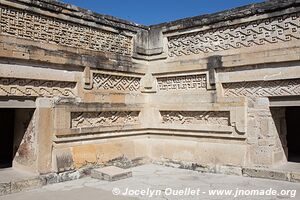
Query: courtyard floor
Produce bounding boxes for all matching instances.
[2,164,300,200]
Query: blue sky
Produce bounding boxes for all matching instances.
[61,0,264,25]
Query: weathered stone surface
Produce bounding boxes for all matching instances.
[91,166,132,181]
[42,173,60,185]
[10,178,45,193]
[218,165,243,176]
[151,0,300,32]
[0,183,11,196]
[2,164,300,200]
[0,0,299,187]
[57,171,81,182]
[42,170,81,185]
[242,168,289,181]
[0,178,46,196]
[290,172,300,183]
[55,149,75,172]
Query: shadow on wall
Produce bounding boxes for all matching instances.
[0,108,35,169]
[0,108,15,168]
[271,107,300,164]
[286,107,300,162]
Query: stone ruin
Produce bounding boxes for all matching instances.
[0,0,299,183]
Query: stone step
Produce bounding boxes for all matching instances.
[0,168,44,196]
[91,166,132,181]
[242,167,300,182]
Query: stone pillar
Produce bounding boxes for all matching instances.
[271,107,288,164]
[35,98,54,174]
[246,97,287,167]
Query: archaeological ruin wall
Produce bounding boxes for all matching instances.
[0,0,300,175]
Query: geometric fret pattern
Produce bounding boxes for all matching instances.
[157,74,207,91]
[161,111,230,126]
[93,73,140,92]
[0,77,76,97]
[168,12,300,57]
[71,111,140,128]
[0,5,132,56]
[223,79,300,97]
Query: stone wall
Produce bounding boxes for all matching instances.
[0,0,300,174]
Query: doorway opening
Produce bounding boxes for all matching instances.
[286,107,300,162]
[0,109,15,168]
[0,108,35,169]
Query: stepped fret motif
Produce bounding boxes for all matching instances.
[93,73,140,92]
[223,79,300,97]
[168,12,300,57]
[157,74,206,91]
[0,6,132,55]
[0,78,76,97]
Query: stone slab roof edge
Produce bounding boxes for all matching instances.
[150,0,300,32]
[6,0,300,33]
[9,0,149,32]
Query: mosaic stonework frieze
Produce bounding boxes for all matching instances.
[0,77,76,97]
[161,111,230,125]
[168,12,300,57]
[223,79,300,97]
[0,6,132,55]
[71,111,140,128]
[157,74,206,91]
[92,73,141,92]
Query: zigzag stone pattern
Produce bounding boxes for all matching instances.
[168,12,300,57]
[0,77,76,97]
[157,74,206,91]
[223,79,300,97]
[0,5,132,56]
[161,111,230,125]
[93,73,141,92]
[71,111,140,128]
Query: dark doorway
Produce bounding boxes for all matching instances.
[286,107,300,162]
[0,109,15,168]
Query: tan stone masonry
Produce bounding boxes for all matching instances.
[0,0,299,179]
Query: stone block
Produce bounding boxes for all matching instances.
[57,170,81,182]
[0,182,11,196]
[41,170,81,185]
[91,166,132,181]
[218,165,242,176]
[242,168,288,181]
[72,145,97,168]
[290,172,300,183]
[255,98,270,108]
[55,149,75,172]
[260,118,269,136]
[42,173,59,184]
[250,146,273,166]
[10,178,45,193]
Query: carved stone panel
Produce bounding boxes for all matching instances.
[223,79,300,97]
[71,111,140,128]
[0,77,76,97]
[168,12,300,57]
[157,74,207,92]
[0,5,132,55]
[161,111,230,125]
[92,73,141,92]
